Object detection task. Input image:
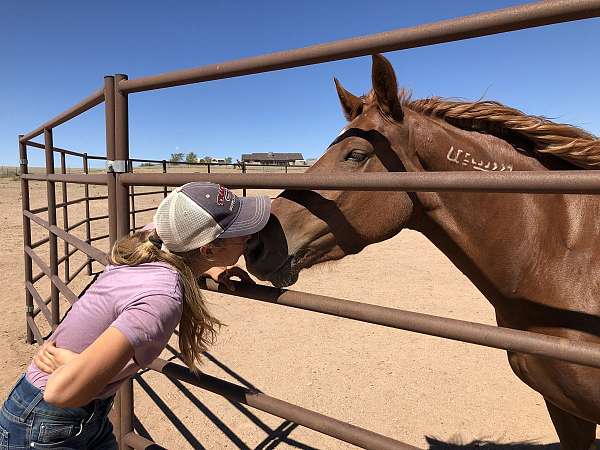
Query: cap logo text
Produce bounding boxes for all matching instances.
[216,185,232,206]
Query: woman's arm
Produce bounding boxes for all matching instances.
[43,327,134,408]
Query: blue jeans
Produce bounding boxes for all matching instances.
[0,374,117,449]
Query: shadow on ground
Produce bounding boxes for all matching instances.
[134,344,592,450]
[134,346,318,450]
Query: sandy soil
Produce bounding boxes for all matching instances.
[1,172,598,449]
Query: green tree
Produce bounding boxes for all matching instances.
[186,152,198,164]
[169,152,184,163]
[224,157,233,164]
[202,155,213,163]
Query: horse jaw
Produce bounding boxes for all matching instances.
[245,199,356,287]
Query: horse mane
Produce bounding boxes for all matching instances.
[366,89,600,169]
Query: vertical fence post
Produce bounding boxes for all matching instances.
[128,160,136,233]
[104,75,124,447]
[83,153,93,275]
[242,162,247,196]
[162,160,168,198]
[20,136,34,344]
[44,129,60,329]
[105,77,118,246]
[207,162,211,174]
[60,152,70,280]
[115,73,133,450]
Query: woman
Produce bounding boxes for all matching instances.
[0,182,270,449]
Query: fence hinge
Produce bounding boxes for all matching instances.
[20,158,28,165]
[107,160,127,173]
[25,306,34,314]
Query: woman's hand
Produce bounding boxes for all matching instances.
[203,266,255,291]
[34,341,79,375]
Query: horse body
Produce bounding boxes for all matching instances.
[245,55,600,449]
[406,110,600,424]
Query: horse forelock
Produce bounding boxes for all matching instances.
[361,88,600,170]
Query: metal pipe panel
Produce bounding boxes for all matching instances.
[19,137,34,343]
[26,282,52,324]
[83,154,93,275]
[119,171,600,194]
[114,73,134,450]
[44,129,60,329]
[130,206,156,215]
[105,76,118,246]
[26,316,44,344]
[162,161,168,198]
[67,214,109,232]
[120,0,600,93]
[23,140,89,159]
[129,190,164,198]
[23,246,78,306]
[199,279,600,369]
[66,259,91,284]
[23,211,109,265]
[60,153,70,280]
[21,173,108,185]
[115,74,131,238]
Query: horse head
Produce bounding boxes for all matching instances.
[245,54,420,287]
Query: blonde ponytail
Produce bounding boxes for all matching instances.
[110,230,222,373]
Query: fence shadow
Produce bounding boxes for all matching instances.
[425,436,600,450]
[134,348,319,449]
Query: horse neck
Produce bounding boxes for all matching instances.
[402,112,598,309]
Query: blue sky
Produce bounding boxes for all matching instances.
[2,1,599,167]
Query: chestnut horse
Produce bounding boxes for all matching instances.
[245,55,600,449]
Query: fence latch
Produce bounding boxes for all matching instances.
[25,306,34,314]
[20,158,28,165]
[107,160,127,173]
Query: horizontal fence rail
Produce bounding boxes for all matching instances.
[23,210,110,265]
[22,173,108,185]
[29,196,108,215]
[23,140,103,160]
[147,358,418,450]
[120,0,600,93]
[198,279,600,370]
[120,171,600,194]
[24,246,79,305]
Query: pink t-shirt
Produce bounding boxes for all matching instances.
[26,262,183,399]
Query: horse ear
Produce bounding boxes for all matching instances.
[334,77,362,121]
[371,54,404,122]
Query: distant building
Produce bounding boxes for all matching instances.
[241,152,304,166]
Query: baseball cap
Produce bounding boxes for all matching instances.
[153,182,271,253]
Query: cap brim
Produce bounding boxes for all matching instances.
[219,195,271,238]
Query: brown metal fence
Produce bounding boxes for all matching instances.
[17,1,600,449]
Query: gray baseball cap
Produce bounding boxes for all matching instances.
[153,182,270,253]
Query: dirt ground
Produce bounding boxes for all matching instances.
[2,171,598,449]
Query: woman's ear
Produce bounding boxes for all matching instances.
[200,245,215,259]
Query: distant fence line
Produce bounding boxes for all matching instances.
[0,166,19,178]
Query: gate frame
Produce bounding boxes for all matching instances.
[18,1,600,449]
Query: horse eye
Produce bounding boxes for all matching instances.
[345,150,368,163]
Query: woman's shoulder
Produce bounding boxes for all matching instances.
[102,262,182,298]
